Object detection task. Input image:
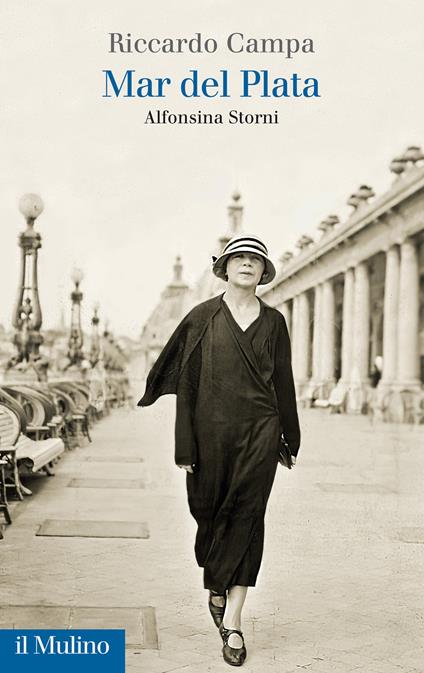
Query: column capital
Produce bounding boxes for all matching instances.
[348,256,360,270]
[396,234,418,249]
[382,242,400,254]
[400,235,417,247]
[382,209,406,228]
[354,258,369,269]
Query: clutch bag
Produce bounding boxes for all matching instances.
[278,437,293,469]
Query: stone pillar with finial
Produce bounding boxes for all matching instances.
[217,191,244,252]
[167,256,188,295]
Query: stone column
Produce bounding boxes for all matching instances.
[370,308,383,368]
[341,267,355,381]
[280,301,292,336]
[311,284,323,383]
[321,279,336,385]
[352,261,370,383]
[291,295,300,381]
[381,245,400,385]
[296,292,310,384]
[397,238,420,387]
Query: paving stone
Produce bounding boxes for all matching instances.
[82,456,144,463]
[126,650,181,672]
[397,527,424,544]
[70,606,157,648]
[67,478,145,489]
[36,519,149,538]
[316,483,396,494]
[0,606,69,629]
[352,664,414,673]
[0,605,157,649]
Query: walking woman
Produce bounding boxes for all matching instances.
[138,234,300,666]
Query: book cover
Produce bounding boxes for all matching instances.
[1,1,423,671]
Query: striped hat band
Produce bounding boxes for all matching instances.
[223,236,269,257]
[212,233,276,286]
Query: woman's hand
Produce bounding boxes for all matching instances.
[291,456,296,466]
[178,464,194,474]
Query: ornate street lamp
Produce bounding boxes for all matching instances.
[6,193,48,380]
[66,267,85,368]
[89,301,101,367]
[102,323,125,373]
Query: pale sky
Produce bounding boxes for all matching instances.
[1,0,423,337]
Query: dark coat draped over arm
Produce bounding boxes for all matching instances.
[138,296,222,406]
[137,296,222,467]
[138,295,301,465]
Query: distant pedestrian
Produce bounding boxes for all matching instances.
[370,356,383,388]
[138,234,300,666]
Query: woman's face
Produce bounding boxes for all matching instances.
[226,252,265,289]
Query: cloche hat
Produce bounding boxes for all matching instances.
[212,234,276,285]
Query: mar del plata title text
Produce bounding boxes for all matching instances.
[103,32,319,100]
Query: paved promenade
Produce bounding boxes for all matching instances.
[1,398,423,673]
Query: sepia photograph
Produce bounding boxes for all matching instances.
[0,1,423,671]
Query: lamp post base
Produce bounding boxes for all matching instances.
[2,362,47,384]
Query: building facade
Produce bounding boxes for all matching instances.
[260,147,424,416]
[140,148,424,419]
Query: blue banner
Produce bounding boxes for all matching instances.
[0,630,125,672]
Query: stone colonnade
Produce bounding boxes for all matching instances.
[281,236,421,408]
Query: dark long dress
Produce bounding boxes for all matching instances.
[139,293,300,592]
[187,298,282,593]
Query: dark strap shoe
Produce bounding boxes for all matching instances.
[219,624,247,666]
[208,590,227,628]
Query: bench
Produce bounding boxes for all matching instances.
[0,403,65,507]
[314,385,347,413]
[0,455,12,537]
[2,384,65,442]
[0,450,12,540]
[383,388,424,424]
[4,383,85,450]
[50,384,92,446]
[16,435,65,473]
[297,384,319,409]
[88,372,107,416]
